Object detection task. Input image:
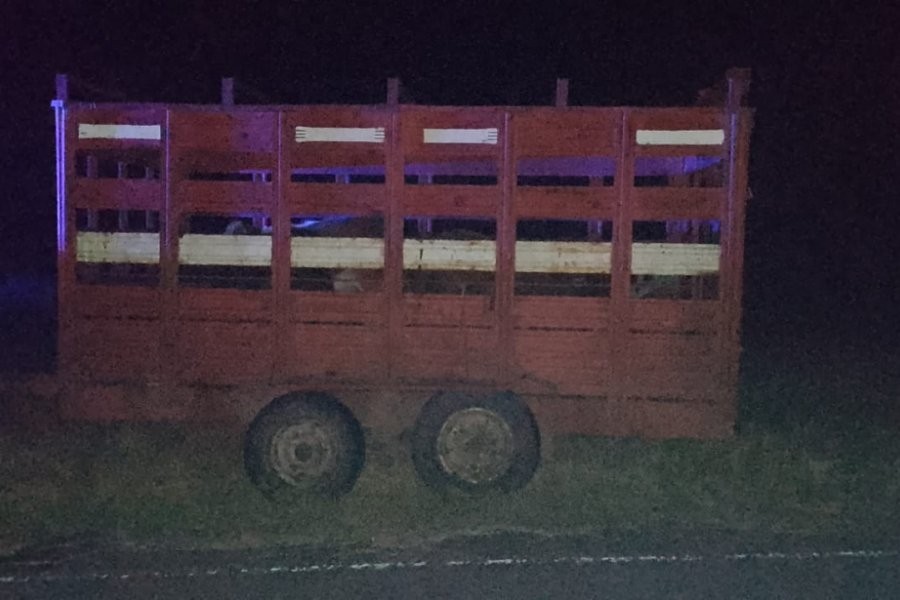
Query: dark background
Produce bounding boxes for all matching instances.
[1,0,898,368]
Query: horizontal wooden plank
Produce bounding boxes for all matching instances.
[177,288,272,320]
[402,185,499,216]
[631,188,723,220]
[71,179,162,210]
[284,183,386,213]
[70,318,161,380]
[402,295,494,328]
[170,111,277,152]
[173,181,273,213]
[513,296,610,330]
[287,291,385,325]
[282,106,391,129]
[179,234,272,266]
[403,239,495,271]
[72,286,162,318]
[77,232,159,264]
[514,109,620,156]
[176,321,273,383]
[394,327,499,383]
[514,188,617,219]
[626,300,720,334]
[515,241,611,273]
[513,329,609,395]
[632,243,719,275]
[629,108,726,133]
[292,237,384,268]
[281,324,387,379]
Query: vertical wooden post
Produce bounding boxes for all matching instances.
[272,111,290,379]
[387,78,401,106]
[221,77,235,107]
[720,68,752,427]
[609,109,635,432]
[497,111,516,384]
[555,78,569,107]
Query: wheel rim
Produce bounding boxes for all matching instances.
[436,407,515,485]
[270,420,338,487]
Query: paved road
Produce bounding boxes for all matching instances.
[2,532,899,599]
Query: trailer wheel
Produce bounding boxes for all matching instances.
[244,392,365,499]
[411,391,540,493]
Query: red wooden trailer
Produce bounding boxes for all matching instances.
[50,70,753,496]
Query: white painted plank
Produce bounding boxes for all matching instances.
[179,235,272,266]
[423,128,498,145]
[631,243,720,275]
[76,232,159,264]
[636,129,724,145]
[515,241,612,273]
[294,126,385,143]
[291,237,384,268]
[403,239,496,271]
[78,124,162,140]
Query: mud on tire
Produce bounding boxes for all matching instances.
[244,392,365,499]
[411,391,541,493]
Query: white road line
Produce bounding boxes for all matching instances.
[1,549,897,585]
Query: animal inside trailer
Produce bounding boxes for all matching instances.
[51,70,753,496]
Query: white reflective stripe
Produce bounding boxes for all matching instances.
[78,124,162,140]
[515,241,612,274]
[76,232,160,263]
[631,243,720,275]
[636,129,725,145]
[179,234,272,266]
[295,126,385,143]
[291,237,384,268]
[403,239,496,271]
[423,128,498,145]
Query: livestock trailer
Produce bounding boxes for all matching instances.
[50,70,753,495]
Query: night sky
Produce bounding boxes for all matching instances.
[1,0,898,345]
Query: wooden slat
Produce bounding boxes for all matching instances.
[514,187,617,219]
[72,286,162,318]
[626,300,720,334]
[177,288,272,320]
[174,181,273,212]
[71,318,162,379]
[402,295,493,328]
[394,328,499,383]
[176,321,273,383]
[170,111,277,153]
[179,234,272,266]
[71,179,162,210]
[291,237,384,268]
[631,188,723,220]
[402,185,499,216]
[284,183,386,213]
[77,232,159,264]
[403,239,495,271]
[287,291,384,325]
[513,296,610,330]
[515,241,612,273]
[513,329,609,395]
[71,107,165,150]
[281,324,387,380]
[631,242,720,275]
[513,109,620,156]
[400,107,504,159]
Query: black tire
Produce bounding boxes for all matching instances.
[411,391,541,493]
[244,392,365,499]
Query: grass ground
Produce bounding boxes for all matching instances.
[1,302,898,556]
[2,414,899,556]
